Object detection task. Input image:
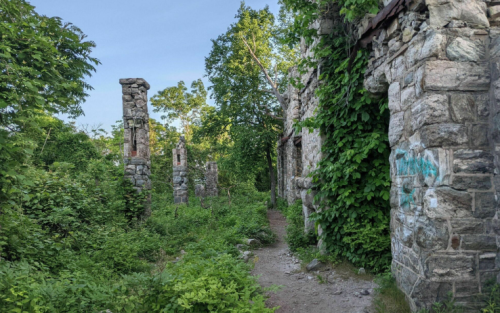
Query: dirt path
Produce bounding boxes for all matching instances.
[251,210,376,313]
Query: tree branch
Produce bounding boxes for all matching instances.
[240,35,287,112]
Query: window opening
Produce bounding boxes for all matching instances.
[131,127,137,157]
[295,141,302,177]
[177,154,181,165]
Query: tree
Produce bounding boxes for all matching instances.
[203,3,297,208]
[0,0,99,206]
[150,79,210,140]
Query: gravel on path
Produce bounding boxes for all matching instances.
[251,210,376,313]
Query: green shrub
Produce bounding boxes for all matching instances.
[282,201,317,252]
[0,191,276,312]
[145,253,274,312]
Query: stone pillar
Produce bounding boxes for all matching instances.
[195,184,205,197]
[205,161,218,197]
[173,136,188,204]
[120,78,151,216]
[363,1,500,311]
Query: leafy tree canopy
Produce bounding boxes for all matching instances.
[0,0,99,205]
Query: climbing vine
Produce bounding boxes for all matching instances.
[282,0,391,272]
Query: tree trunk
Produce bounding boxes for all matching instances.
[266,146,276,209]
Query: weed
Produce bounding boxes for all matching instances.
[480,282,500,313]
[373,273,411,313]
[317,274,326,284]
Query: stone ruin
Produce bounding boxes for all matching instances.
[277,5,337,246]
[173,136,188,204]
[364,0,500,310]
[205,161,218,197]
[195,184,205,198]
[120,78,152,217]
[278,0,500,310]
[194,162,218,198]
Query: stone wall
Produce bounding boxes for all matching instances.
[362,0,500,311]
[173,136,188,204]
[278,6,339,234]
[120,78,152,217]
[205,161,218,197]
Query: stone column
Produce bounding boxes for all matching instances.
[173,136,188,204]
[205,161,218,197]
[120,78,151,217]
[363,1,500,311]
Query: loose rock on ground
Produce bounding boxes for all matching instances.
[251,210,376,313]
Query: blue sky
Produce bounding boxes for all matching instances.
[29,0,281,132]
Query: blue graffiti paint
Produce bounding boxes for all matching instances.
[400,187,415,208]
[395,149,438,179]
[396,149,439,207]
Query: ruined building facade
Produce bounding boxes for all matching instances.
[279,0,500,311]
[278,5,338,237]
[205,161,218,197]
[173,136,188,204]
[121,78,152,217]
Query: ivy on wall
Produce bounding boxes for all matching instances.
[282,0,391,272]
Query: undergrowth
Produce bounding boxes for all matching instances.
[277,200,316,253]
[0,161,276,312]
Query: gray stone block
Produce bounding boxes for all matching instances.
[399,266,419,295]
[425,254,475,280]
[453,150,494,174]
[462,235,497,251]
[411,94,450,131]
[423,187,472,219]
[471,124,489,147]
[489,219,500,235]
[401,86,416,112]
[420,124,468,147]
[474,192,497,219]
[388,82,401,113]
[451,218,484,235]
[412,280,453,308]
[452,176,492,190]
[389,112,405,147]
[479,253,497,271]
[447,37,485,62]
[427,0,489,28]
[450,94,476,123]
[131,158,147,165]
[455,280,480,297]
[415,216,449,250]
[423,61,490,92]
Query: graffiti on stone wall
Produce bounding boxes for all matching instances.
[396,149,439,208]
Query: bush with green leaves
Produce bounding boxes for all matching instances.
[0,157,276,312]
[280,200,317,252]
